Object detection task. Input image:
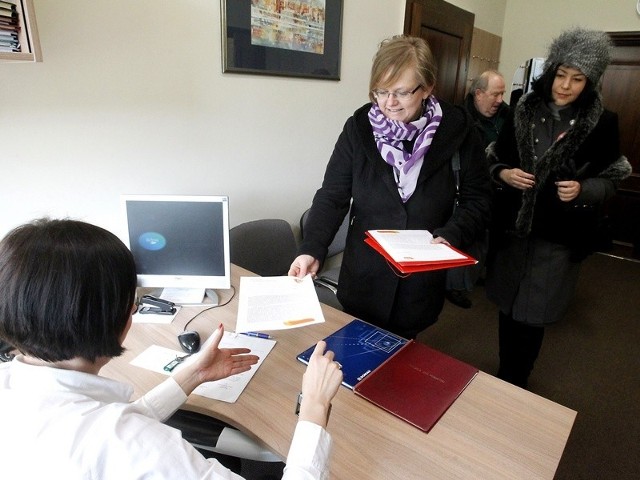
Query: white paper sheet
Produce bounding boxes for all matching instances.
[235,275,325,333]
[367,229,466,262]
[129,332,276,403]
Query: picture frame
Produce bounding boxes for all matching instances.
[221,0,343,80]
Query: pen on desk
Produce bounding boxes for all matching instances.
[240,332,273,339]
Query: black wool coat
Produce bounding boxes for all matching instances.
[300,102,491,337]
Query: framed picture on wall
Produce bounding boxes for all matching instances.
[221,0,343,80]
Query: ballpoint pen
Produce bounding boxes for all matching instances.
[240,332,273,339]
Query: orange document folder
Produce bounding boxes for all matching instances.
[353,340,478,432]
[365,229,477,274]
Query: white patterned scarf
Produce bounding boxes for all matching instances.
[368,96,443,202]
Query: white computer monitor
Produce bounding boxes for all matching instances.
[122,194,230,304]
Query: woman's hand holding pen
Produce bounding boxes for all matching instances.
[299,341,343,428]
[289,254,320,279]
[173,324,259,396]
[500,168,536,190]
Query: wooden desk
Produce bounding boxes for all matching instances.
[102,265,576,479]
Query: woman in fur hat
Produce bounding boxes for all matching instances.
[485,27,631,389]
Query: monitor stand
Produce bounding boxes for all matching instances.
[204,288,219,306]
[157,288,218,306]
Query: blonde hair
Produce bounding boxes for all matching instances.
[369,35,437,103]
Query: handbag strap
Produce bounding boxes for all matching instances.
[452,150,460,209]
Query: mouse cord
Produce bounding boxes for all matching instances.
[182,285,237,332]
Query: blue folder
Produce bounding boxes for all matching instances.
[296,318,408,389]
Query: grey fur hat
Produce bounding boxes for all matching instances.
[544,27,612,83]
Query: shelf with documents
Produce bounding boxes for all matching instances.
[0,0,41,62]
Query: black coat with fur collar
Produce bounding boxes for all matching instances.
[487,90,630,252]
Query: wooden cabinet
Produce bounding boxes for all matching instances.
[467,28,502,95]
[601,32,640,254]
[0,0,41,62]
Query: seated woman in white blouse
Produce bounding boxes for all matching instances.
[0,218,342,479]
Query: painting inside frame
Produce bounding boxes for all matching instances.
[222,0,343,80]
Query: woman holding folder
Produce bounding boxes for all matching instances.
[289,35,491,339]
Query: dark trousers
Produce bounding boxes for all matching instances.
[497,311,545,389]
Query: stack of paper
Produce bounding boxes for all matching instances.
[235,275,325,333]
[365,229,477,274]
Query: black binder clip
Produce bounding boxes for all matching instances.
[139,295,176,315]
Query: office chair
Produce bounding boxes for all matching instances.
[299,208,350,310]
[165,409,282,470]
[0,339,15,362]
[229,219,298,276]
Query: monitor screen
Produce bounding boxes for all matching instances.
[122,195,230,292]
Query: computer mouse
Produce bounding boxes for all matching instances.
[178,331,201,354]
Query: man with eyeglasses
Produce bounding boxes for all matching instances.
[445,70,510,309]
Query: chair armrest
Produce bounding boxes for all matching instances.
[314,278,337,294]
[165,409,280,462]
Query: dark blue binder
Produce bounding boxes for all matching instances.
[296,318,408,389]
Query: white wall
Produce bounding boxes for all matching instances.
[1,0,637,240]
[1,0,407,239]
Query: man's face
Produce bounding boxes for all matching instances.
[473,75,506,118]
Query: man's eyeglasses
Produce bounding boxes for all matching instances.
[373,85,422,100]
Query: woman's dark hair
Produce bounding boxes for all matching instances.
[531,63,598,108]
[0,218,137,362]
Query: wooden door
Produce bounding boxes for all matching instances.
[403,0,474,104]
[601,32,640,253]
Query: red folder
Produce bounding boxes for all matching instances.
[353,340,478,432]
[364,233,477,274]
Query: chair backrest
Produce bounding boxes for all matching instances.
[300,208,349,258]
[0,339,13,355]
[229,219,297,276]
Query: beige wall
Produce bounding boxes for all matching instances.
[447,0,506,35]
[1,0,638,239]
[501,0,640,97]
[1,0,405,238]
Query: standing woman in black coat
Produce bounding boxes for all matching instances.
[485,28,632,388]
[289,35,491,339]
